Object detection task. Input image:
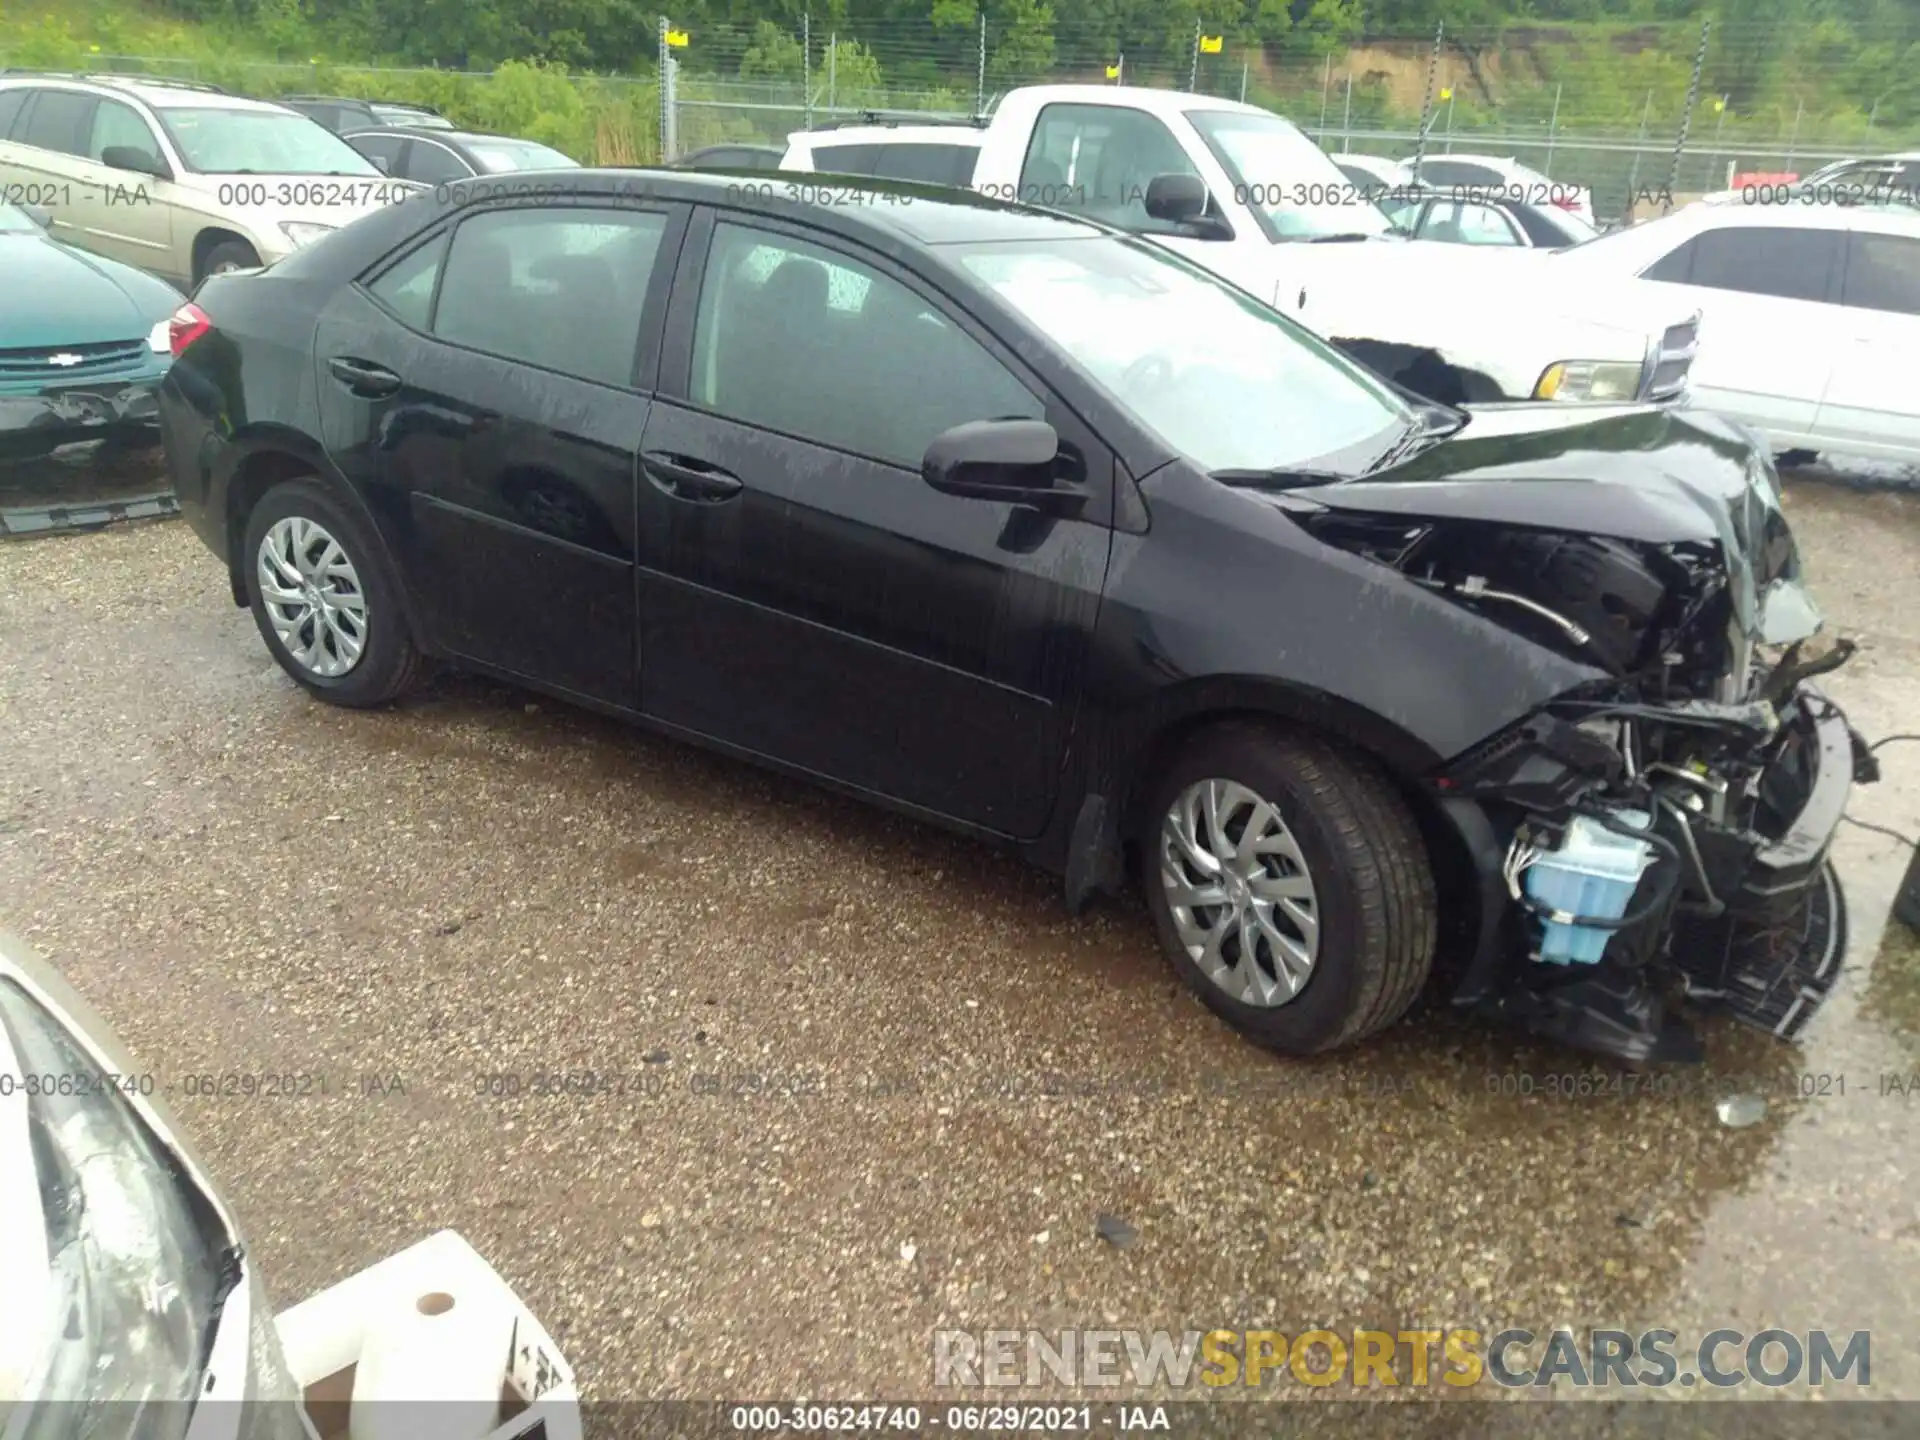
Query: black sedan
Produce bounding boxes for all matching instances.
[345,128,579,185]
[156,170,1870,1065]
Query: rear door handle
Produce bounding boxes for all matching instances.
[642,451,743,502]
[327,356,402,397]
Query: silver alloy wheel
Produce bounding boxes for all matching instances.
[256,516,369,677]
[1160,778,1321,1008]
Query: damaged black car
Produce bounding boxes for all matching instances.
[155,171,1875,1064]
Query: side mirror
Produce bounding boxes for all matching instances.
[22,203,53,230]
[101,146,171,180]
[1144,172,1233,240]
[922,419,1069,507]
[1144,172,1208,224]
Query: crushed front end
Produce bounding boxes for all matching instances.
[1297,405,1879,1063]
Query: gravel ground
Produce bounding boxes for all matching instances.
[1,467,1917,1406]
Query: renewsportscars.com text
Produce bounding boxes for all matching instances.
[932,1327,1870,1390]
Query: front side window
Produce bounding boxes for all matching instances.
[349,132,405,171]
[1189,109,1393,240]
[157,107,381,176]
[432,207,668,387]
[1641,225,1841,303]
[953,234,1409,475]
[1841,231,1920,316]
[1019,103,1202,231]
[690,221,1042,468]
[87,99,164,169]
[465,139,577,174]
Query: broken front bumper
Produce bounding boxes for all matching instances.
[1667,693,1867,1038]
[0,378,163,458]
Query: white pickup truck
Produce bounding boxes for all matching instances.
[780,84,1701,407]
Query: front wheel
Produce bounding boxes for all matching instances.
[242,479,425,707]
[1140,722,1437,1055]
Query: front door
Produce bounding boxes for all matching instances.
[312,199,687,706]
[634,210,1113,838]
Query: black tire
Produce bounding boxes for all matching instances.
[199,238,260,283]
[1139,722,1437,1055]
[241,478,426,707]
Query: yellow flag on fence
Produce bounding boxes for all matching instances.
[1105,61,1121,78]
[1439,86,1453,100]
[666,28,689,47]
[1199,34,1223,54]
[1711,96,1725,112]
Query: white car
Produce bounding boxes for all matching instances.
[1548,201,1920,463]
[1405,152,1596,227]
[0,926,578,1437]
[1701,150,1920,208]
[0,72,417,289]
[779,87,1697,409]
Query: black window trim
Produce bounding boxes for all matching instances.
[658,202,1113,525]
[403,134,476,182]
[353,196,691,393]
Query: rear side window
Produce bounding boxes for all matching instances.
[1641,226,1841,303]
[1841,232,1920,316]
[351,133,405,171]
[871,143,978,187]
[366,233,445,329]
[811,142,883,174]
[0,88,29,139]
[17,89,95,156]
[431,206,669,388]
[403,140,469,184]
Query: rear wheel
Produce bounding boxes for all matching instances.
[199,238,260,283]
[242,479,425,707]
[1140,722,1437,1055]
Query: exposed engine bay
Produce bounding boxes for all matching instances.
[1294,431,1879,1064]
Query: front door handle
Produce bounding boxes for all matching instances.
[327,356,402,397]
[642,451,743,502]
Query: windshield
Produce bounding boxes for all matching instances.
[952,235,1410,474]
[1189,110,1395,241]
[466,139,579,174]
[158,108,381,176]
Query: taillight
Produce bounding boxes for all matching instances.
[168,301,212,358]
[1551,194,1579,211]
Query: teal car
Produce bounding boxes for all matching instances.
[0,202,182,460]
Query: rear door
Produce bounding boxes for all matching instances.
[312,197,688,706]
[632,208,1113,837]
[3,88,104,257]
[1814,227,1920,458]
[1636,223,1847,445]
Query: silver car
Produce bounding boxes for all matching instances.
[0,73,418,289]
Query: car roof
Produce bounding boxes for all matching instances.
[352,127,532,147]
[1665,198,1920,235]
[0,72,274,109]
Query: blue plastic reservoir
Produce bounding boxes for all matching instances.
[1525,809,1657,965]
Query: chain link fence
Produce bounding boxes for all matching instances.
[13,13,1918,219]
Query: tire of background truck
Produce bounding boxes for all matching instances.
[199,238,260,282]
[1140,721,1438,1055]
[242,478,426,707]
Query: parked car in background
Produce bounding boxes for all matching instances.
[1396,189,1598,248]
[1703,150,1920,208]
[1549,201,1920,463]
[346,127,578,184]
[1405,152,1596,227]
[0,201,180,458]
[0,73,415,287]
[779,120,984,186]
[780,86,1697,409]
[158,170,1865,1066]
[1328,152,1421,228]
[0,925,579,1437]
[673,142,785,171]
[278,94,454,134]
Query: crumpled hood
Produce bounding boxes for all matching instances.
[1307,401,1807,642]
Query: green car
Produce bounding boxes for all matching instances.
[0,202,182,460]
